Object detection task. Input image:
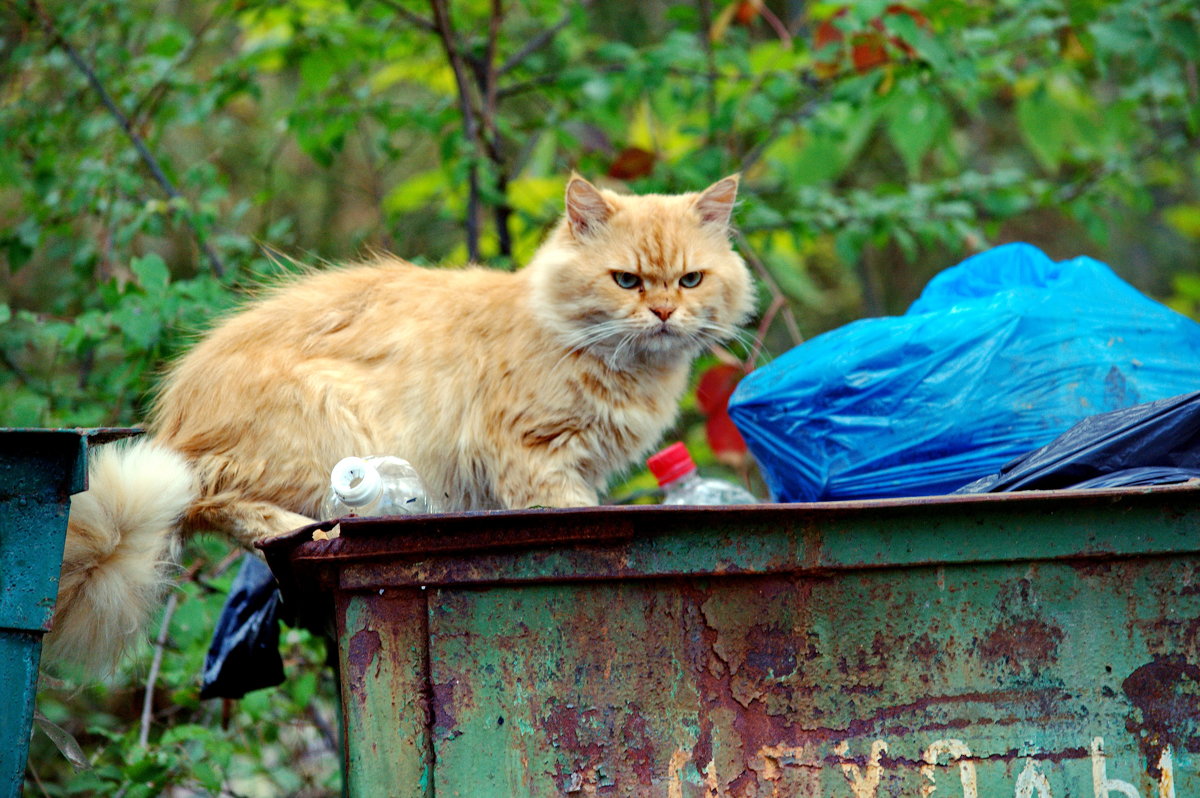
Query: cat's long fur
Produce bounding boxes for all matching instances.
[45,176,755,671]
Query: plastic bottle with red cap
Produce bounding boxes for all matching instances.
[646,442,758,506]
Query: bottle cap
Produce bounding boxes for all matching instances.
[331,457,383,507]
[646,442,697,486]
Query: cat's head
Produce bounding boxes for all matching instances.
[527,175,756,369]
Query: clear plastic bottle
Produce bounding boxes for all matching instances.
[321,455,433,518]
[646,442,758,505]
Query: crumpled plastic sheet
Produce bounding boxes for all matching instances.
[729,242,1200,502]
[200,554,284,700]
[957,390,1200,493]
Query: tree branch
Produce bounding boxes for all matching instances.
[128,9,224,129]
[497,8,574,77]
[752,0,792,48]
[744,294,787,372]
[27,0,226,278]
[734,229,803,347]
[373,0,436,32]
[483,0,502,153]
[139,591,179,748]
[484,0,513,259]
[695,0,719,139]
[428,0,482,261]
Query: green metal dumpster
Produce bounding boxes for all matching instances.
[261,485,1200,797]
[1,430,87,798]
[0,428,137,798]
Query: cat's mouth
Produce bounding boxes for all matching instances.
[643,322,694,350]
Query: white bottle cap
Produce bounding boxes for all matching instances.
[331,457,382,507]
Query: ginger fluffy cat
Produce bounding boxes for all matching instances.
[49,175,755,670]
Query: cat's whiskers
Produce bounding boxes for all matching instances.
[548,319,637,376]
[694,319,757,353]
[607,331,643,370]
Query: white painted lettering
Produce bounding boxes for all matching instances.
[1091,737,1139,798]
[835,740,887,798]
[1015,759,1053,798]
[703,759,720,798]
[667,749,689,798]
[662,735,1179,797]
[920,739,979,798]
[1158,746,1174,798]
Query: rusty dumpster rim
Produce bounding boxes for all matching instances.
[258,481,1200,565]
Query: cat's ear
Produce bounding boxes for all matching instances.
[693,174,740,232]
[565,175,613,239]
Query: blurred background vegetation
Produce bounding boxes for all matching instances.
[3,0,1198,794]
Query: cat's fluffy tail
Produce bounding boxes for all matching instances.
[43,439,197,673]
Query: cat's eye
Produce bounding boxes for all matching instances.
[680,271,704,288]
[613,271,642,289]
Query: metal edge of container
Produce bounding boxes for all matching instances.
[0,427,141,798]
[258,482,1200,635]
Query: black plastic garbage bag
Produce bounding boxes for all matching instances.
[200,554,285,699]
[956,390,1200,494]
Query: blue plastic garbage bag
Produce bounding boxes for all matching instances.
[200,555,284,699]
[728,242,1200,502]
[956,391,1200,493]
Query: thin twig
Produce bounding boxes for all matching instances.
[745,294,787,372]
[26,759,51,798]
[734,229,803,346]
[128,9,224,128]
[483,0,502,156]
[26,0,226,278]
[753,0,792,48]
[373,0,436,32]
[139,591,180,748]
[483,0,514,258]
[308,704,339,752]
[695,0,719,140]
[496,8,574,76]
[428,0,482,261]
[1,347,36,387]
[738,93,823,175]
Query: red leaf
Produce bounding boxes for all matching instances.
[811,4,929,77]
[607,147,657,180]
[734,1,759,26]
[696,363,743,416]
[706,409,748,466]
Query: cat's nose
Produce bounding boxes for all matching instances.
[650,306,675,321]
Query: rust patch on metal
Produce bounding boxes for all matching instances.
[909,633,940,668]
[1122,655,1200,775]
[431,678,460,741]
[347,627,382,704]
[618,710,657,787]
[978,619,1064,672]
[539,698,642,792]
[742,623,809,682]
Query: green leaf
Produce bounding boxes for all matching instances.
[1164,203,1200,240]
[160,723,214,746]
[34,710,91,772]
[1016,83,1066,172]
[1165,16,1200,58]
[886,87,951,177]
[5,390,50,426]
[131,253,170,294]
[114,296,163,350]
[1173,273,1200,301]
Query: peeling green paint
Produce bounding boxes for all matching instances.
[1,429,123,798]
[263,486,1200,797]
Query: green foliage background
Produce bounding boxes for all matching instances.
[3,0,1198,794]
